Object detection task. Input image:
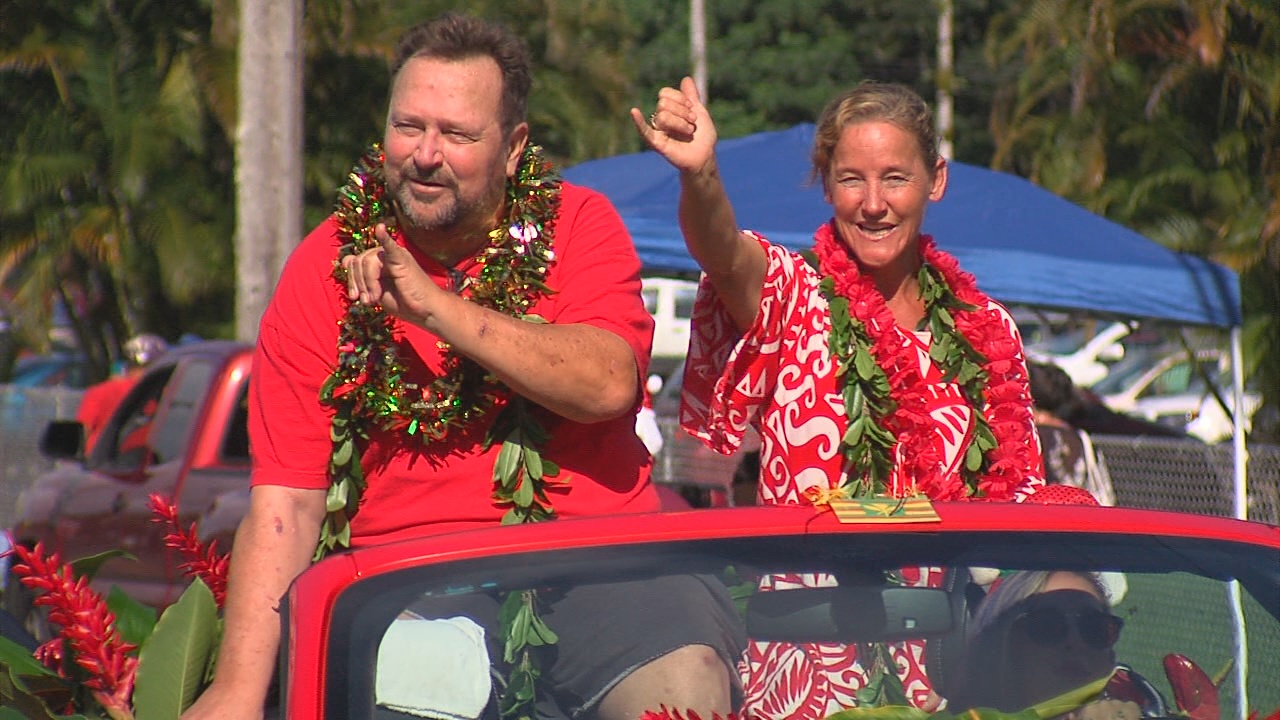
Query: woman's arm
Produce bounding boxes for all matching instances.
[631,77,766,332]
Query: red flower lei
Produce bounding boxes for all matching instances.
[814,223,1037,500]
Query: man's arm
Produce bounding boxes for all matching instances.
[423,295,639,423]
[181,485,326,720]
[344,226,640,424]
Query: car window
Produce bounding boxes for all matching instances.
[97,367,175,467]
[148,359,216,463]
[1092,353,1161,396]
[674,286,697,321]
[220,381,250,461]
[1142,361,1194,397]
[1137,357,1220,400]
[641,286,659,316]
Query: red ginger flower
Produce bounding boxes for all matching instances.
[146,493,229,608]
[12,543,138,719]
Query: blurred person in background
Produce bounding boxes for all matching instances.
[75,333,169,454]
[949,569,1138,717]
[1028,361,1116,505]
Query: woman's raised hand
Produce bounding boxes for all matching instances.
[630,76,717,175]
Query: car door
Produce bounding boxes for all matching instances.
[55,358,212,605]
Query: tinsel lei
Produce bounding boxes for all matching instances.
[814,223,1036,501]
[317,142,563,720]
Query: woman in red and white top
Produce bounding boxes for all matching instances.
[633,79,1046,717]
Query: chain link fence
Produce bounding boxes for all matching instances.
[1092,434,1280,524]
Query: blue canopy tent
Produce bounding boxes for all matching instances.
[562,123,1241,328]
[562,122,1251,522]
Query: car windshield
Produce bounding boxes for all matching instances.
[1091,349,1170,396]
[293,507,1280,720]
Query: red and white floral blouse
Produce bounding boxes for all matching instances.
[680,231,1045,717]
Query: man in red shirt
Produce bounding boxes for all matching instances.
[183,13,742,720]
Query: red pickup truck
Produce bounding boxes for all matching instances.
[5,341,253,630]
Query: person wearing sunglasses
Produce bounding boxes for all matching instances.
[948,570,1141,719]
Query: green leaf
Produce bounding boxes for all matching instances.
[878,667,910,706]
[521,447,543,481]
[928,334,951,363]
[325,479,348,513]
[956,361,981,385]
[70,550,137,581]
[934,305,955,329]
[0,636,57,679]
[106,585,158,649]
[332,436,353,466]
[965,442,984,472]
[1029,673,1110,718]
[843,417,865,445]
[821,706,931,720]
[497,591,522,628]
[0,707,62,720]
[493,440,522,490]
[853,344,876,379]
[526,613,559,646]
[513,474,535,508]
[133,578,220,720]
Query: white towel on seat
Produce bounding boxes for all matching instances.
[376,615,492,719]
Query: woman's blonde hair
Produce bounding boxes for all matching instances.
[810,81,940,186]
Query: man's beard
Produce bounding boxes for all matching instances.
[390,168,505,236]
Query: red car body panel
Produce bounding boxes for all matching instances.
[281,503,1280,719]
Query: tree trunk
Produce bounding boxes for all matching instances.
[235,0,304,343]
[690,0,708,102]
[935,0,954,159]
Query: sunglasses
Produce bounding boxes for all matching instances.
[1011,606,1124,649]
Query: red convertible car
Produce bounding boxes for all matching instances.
[279,502,1280,720]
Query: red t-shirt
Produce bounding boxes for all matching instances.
[249,183,659,546]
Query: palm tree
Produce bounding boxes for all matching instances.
[0,0,235,376]
[985,0,1280,440]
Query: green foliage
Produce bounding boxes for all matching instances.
[0,576,221,719]
[986,0,1280,438]
[105,587,158,651]
[620,0,1017,162]
[133,579,220,720]
[496,589,559,720]
[0,0,235,365]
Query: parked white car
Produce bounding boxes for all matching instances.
[1025,320,1134,387]
[642,276,698,361]
[1094,348,1260,442]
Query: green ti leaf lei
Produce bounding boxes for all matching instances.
[818,240,999,500]
[317,142,563,720]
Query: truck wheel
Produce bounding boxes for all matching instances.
[3,568,54,645]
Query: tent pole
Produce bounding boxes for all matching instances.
[1230,325,1248,521]
[1227,325,1250,720]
